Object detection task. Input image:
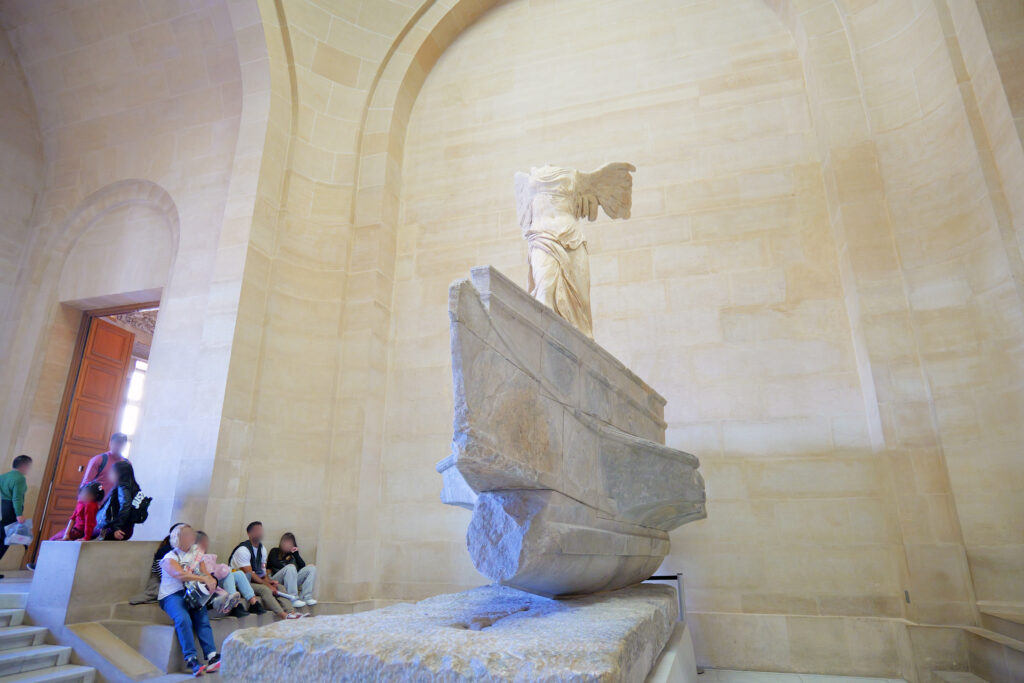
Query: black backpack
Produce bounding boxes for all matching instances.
[129,490,152,524]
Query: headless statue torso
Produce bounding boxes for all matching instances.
[514,162,636,338]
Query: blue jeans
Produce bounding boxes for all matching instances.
[221,571,255,601]
[159,591,216,662]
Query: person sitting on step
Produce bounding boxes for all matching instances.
[193,530,246,618]
[194,530,263,619]
[267,532,318,608]
[229,521,301,619]
[158,524,221,676]
[130,522,184,604]
[50,482,103,541]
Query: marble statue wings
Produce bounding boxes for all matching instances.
[514,162,636,337]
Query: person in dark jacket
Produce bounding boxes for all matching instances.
[94,460,141,540]
[267,532,317,607]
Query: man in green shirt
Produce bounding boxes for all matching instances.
[0,455,32,576]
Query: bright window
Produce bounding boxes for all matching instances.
[119,359,148,457]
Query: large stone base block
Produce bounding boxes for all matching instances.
[223,584,679,682]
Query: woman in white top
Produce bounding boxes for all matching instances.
[158,524,221,676]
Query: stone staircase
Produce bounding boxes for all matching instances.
[0,590,95,683]
[20,540,381,682]
[74,600,291,678]
[965,604,1024,682]
[915,602,1024,683]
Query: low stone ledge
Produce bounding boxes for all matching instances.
[222,583,678,682]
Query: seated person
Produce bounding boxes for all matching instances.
[192,531,244,618]
[229,521,300,619]
[94,461,141,540]
[194,530,263,618]
[130,522,183,605]
[267,532,317,607]
[50,482,103,541]
[158,524,220,676]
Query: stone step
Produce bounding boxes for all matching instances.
[110,603,170,626]
[0,646,71,677]
[962,627,1024,683]
[0,597,27,611]
[0,629,46,652]
[0,612,24,628]
[112,599,339,623]
[964,625,1024,653]
[0,664,96,683]
[932,671,988,683]
[65,623,161,680]
[979,608,1024,644]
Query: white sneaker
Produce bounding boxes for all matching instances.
[292,599,307,608]
[304,598,317,606]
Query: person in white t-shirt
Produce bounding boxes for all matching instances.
[158,524,221,676]
[229,521,300,619]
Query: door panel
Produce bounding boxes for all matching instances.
[85,322,133,365]
[38,317,134,545]
[64,402,116,444]
[41,490,80,540]
[53,443,104,490]
[76,360,124,404]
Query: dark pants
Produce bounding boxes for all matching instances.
[0,500,18,561]
[159,590,217,663]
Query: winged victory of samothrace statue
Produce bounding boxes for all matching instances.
[514,162,636,338]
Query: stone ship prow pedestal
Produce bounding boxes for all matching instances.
[438,265,706,597]
[222,266,706,682]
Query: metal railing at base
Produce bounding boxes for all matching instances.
[646,572,703,675]
[646,573,686,623]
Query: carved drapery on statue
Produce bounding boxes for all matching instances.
[514,163,636,337]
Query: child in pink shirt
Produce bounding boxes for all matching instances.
[194,531,241,615]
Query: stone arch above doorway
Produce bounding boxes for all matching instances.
[57,180,180,309]
[53,179,179,259]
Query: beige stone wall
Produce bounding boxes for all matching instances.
[2,0,1023,676]
[975,0,1024,143]
[199,0,1024,643]
[0,24,43,352]
[56,203,175,304]
[0,0,269,553]
[387,0,905,621]
[831,0,1024,612]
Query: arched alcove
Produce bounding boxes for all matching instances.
[379,0,900,626]
[57,183,179,308]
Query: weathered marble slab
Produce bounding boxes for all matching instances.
[222,584,678,682]
[439,266,706,596]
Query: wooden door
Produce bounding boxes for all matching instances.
[38,318,135,541]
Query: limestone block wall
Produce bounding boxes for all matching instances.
[2,0,1023,676]
[841,0,1024,610]
[0,25,43,330]
[202,0,1024,639]
[975,0,1024,143]
[0,0,270,555]
[388,0,900,614]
